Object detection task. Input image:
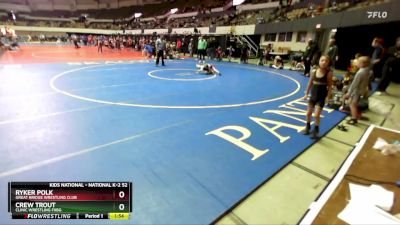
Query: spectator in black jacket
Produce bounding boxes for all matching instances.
[240,45,249,64]
[327,38,339,68]
[371,37,385,79]
[377,37,400,94]
[303,39,319,76]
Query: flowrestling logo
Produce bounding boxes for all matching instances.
[367,11,388,19]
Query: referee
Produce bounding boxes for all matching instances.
[197,36,207,64]
[155,36,166,66]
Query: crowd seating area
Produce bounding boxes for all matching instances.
[245,0,387,24]
[22,0,229,20]
[0,0,389,30]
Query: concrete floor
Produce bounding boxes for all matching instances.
[215,66,400,224]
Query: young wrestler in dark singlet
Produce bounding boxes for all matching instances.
[304,55,333,139]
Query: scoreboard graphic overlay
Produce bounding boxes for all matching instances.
[8,182,132,220]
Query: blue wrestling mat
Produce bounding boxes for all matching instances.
[0,59,346,224]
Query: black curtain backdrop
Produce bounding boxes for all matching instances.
[334,22,400,71]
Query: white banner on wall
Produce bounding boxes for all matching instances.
[9,24,256,36]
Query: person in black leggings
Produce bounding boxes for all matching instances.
[155,36,166,66]
[303,39,319,77]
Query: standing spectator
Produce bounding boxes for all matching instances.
[188,38,194,57]
[326,38,339,68]
[303,39,314,76]
[182,37,187,56]
[171,41,177,56]
[39,34,45,44]
[88,34,93,45]
[209,37,218,60]
[116,36,121,50]
[303,39,320,76]
[142,41,148,57]
[216,46,223,61]
[98,35,104,53]
[109,37,115,49]
[265,44,272,62]
[155,36,166,66]
[371,37,385,79]
[344,56,371,124]
[197,36,207,63]
[227,45,235,62]
[240,44,249,64]
[72,34,80,49]
[82,35,88,46]
[258,48,265,66]
[177,39,182,53]
[377,37,400,94]
[311,40,321,68]
[127,36,133,48]
[144,43,154,59]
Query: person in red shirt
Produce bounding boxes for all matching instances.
[177,39,182,53]
[216,46,223,61]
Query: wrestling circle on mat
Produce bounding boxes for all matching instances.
[0,60,346,225]
[49,62,301,109]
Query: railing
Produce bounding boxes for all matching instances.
[234,34,258,57]
[244,35,258,50]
